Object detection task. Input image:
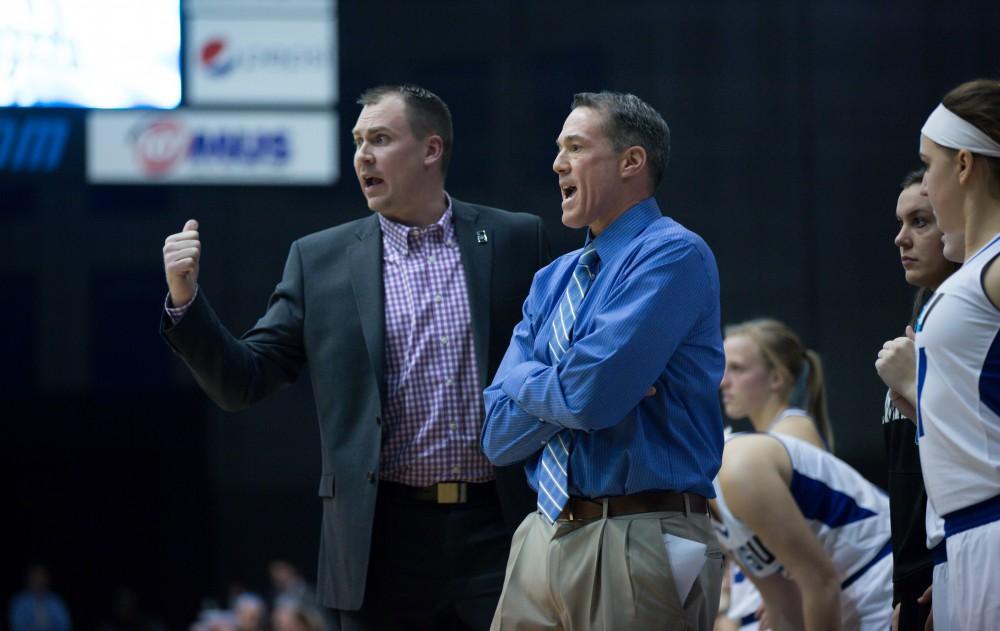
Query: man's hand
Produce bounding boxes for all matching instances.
[163,219,201,307]
[876,326,917,411]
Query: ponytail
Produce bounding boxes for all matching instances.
[803,349,833,450]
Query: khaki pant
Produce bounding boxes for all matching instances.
[490,508,724,631]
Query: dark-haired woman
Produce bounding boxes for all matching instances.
[876,168,959,631]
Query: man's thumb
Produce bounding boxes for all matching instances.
[906,325,916,340]
[183,219,199,232]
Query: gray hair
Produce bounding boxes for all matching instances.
[571,91,671,189]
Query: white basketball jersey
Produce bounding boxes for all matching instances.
[726,562,761,629]
[712,434,891,625]
[915,233,1000,516]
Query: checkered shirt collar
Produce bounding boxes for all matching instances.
[378,193,455,257]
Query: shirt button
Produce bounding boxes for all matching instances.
[452,465,460,475]
[446,377,454,385]
[440,336,448,346]
[428,255,436,262]
[435,293,442,302]
[450,422,458,431]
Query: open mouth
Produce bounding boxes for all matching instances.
[363,176,384,190]
[561,185,577,201]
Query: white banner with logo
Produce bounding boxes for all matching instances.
[87,110,338,185]
[186,17,336,105]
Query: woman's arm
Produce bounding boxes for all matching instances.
[720,436,842,631]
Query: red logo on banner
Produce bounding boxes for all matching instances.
[200,38,235,76]
[132,119,188,175]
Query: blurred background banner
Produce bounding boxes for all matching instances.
[4,0,1000,629]
[86,110,338,184]
[185,17,337,106]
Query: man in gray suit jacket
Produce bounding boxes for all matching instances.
[160,85,548,631]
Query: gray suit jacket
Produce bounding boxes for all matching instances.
[161,199,549,609]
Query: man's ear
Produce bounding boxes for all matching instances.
[424,135,444,169]
[620,145,647,181]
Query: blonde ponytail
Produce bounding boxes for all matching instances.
[803,349,833,450]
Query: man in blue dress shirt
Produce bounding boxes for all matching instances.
[481,92,725,631]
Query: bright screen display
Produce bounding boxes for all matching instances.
[0,0,181,108]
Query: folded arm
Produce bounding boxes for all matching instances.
[483,243,713,463]
[502,244,710,429]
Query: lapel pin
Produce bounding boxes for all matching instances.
[476,230,488,244]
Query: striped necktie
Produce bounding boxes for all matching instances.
[537,243,600,523]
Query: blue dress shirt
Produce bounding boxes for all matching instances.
[481,198,724,498]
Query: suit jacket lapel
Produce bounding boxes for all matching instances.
[453,200,492,388]
[349,215,387,406]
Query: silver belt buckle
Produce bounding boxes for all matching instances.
[436,482,467,504]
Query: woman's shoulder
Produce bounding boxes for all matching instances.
[770,414,826,451]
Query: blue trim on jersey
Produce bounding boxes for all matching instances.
[915,292,944,334]
[980,330,1000,419]
[965,232,1000,264]
[841,539,892,589]
[931,540,948,566]
[789,470,878,528]
[740,613,760,627]
[944,493,1000,538]
[916,347,928,438]
[733,568,746,583]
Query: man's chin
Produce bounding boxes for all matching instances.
[560,210,584,229]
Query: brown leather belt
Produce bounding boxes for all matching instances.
[557,491,708,521]
[379,480,496,505]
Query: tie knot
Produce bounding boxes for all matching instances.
[579,244,599,267]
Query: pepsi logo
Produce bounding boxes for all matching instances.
[200,37,235,76]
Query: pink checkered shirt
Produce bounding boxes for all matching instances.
[377,199,493,485]
[165,198,494,486]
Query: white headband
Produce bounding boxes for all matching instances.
[921,103,1000,158]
